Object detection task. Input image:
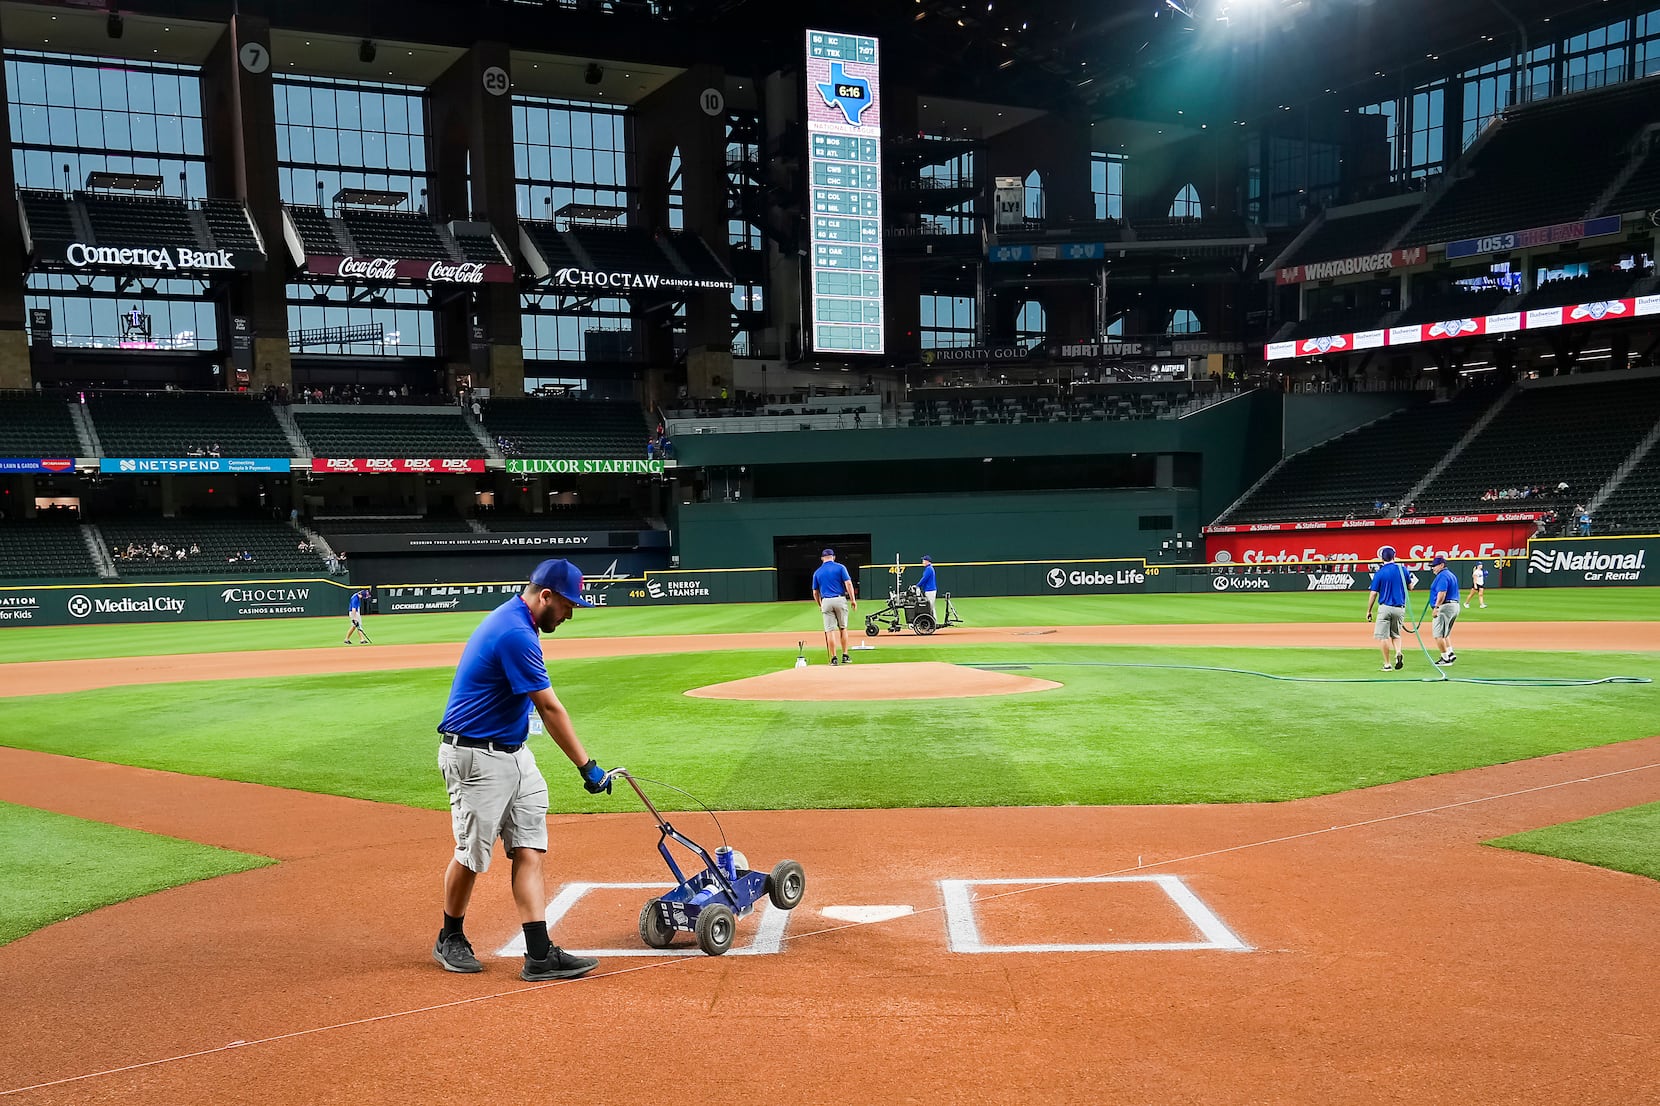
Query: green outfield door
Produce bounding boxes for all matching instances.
[774,535,872,602]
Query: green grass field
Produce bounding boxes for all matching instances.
[3,644,1654,811]
[0,802,274,945]
[1490,801,1660,883]
[3,588,1659,663]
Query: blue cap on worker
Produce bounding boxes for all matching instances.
[529,558,594,607]
[1430,554,1447,566]
[1378,546,1396,562]
[821,548,835,557]
[921,555,932,563]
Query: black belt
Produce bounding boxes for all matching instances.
[440,732,523,754]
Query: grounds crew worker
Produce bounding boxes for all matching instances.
[917,555,938,620]
[812,547,857,666]
[432,558,612,982]
[1365,545,1411,672]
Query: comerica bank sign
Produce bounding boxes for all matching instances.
[65,243,238,272]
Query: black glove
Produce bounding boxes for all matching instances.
[579,759,611,795]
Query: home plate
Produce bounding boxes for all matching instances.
[821,905,914,924]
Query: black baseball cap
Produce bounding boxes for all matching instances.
[529,558,595,607]
[821,548,835,557]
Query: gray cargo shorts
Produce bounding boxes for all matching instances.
[821,595,850,631]
[1433,601,1459,639]
[1373,605,1406,640]
[438,741,550,873]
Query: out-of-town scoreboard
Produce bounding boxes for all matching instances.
[804,29,883,354]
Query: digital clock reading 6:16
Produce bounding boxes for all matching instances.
[835,83,866,99]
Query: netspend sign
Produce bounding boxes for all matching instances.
[1525,538,1657,586]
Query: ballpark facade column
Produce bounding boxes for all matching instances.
[0,8,32,389]
[428,43,524,398]
[200,14,292,395]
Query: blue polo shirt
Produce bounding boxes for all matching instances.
[1431,568,1460,605]
[1370,562,1409,607]
[918,564,937,591]
[348,593,362,615]
[812,560,852,599]
[437,597,552,745]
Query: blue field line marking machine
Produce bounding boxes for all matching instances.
[604,768,807,956]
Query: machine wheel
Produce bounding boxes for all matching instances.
[911,612,937,635]
[865,619,881,636]
[767,860,807,910]
[638,898,676,949]
[695,903,736,956]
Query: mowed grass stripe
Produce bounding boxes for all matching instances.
[1,645,1653,811]
[3,589,1659,664]
[0,801,275,946]
[1489,801,1660,883]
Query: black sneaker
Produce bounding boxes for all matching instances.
[522,946,599,981]
[841,653,851,664]
[829,656,839,666]
[433,931,482,973]
[1393,655,1404,670]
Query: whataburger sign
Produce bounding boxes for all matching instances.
[1275,247,1427,286]
[1268,294,1660,361]
[506,459,665,475]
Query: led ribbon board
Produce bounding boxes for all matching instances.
[805,29,884,354]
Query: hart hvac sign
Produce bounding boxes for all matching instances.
[1525,537,1657,586]
[505,459,665,475]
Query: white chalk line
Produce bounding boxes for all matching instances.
[4,757,1657,1099]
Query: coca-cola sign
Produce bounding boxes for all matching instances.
[336,257,401,281]
[310,458,486,474]
[306,255,516,285]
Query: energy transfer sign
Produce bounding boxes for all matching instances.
[805,28,884,355]
[505,459,665,475]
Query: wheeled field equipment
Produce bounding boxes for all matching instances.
[605,768,806,956]
[864,583,962,637]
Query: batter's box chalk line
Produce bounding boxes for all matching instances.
[940,875,1251,954]
[495,882,791,958]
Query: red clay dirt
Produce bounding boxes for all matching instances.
[4,620,1658,697]
[1,739,1659,1105]
[684,661,1062,701]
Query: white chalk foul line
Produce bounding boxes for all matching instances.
[4,757,1657,1099]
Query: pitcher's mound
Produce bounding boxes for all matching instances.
[686,661,1062,702]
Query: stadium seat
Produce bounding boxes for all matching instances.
[291,410,484,458]
[99,516,327,578]
[480,398,651,460]
[0,518,97,579]
[87,394,292,458]
[0,392,82,456]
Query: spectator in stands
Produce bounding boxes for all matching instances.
[297,540,312,552]
[209,442,222,457]
[1576,507,1592,537]
[646,438,657,460]
[659,436,673,460]
[176,549,187,560]
[189,542,200,555]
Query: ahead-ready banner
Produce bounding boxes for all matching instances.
[1206,515,1539,566]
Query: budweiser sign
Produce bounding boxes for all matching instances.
[310,458,486,474]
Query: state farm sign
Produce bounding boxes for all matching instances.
[65,243,235,272]
[309,458,486,474]
[307,255,516,285]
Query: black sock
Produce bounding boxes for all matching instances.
[522,920,551,960]
[442,912,465,939]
